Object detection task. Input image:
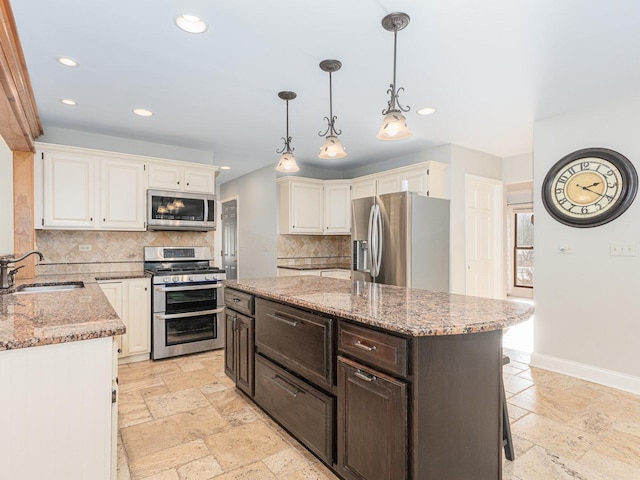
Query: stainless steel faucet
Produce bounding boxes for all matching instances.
[0,250,44,289]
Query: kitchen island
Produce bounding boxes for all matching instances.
[0,271,143,480]
[224,276,534,480]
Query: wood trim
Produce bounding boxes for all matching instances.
[0,0,42,151]
[13,150,35,279]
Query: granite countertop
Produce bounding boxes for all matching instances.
[225,276,534,337]
[277,264,351,271]
[0,270,149,351]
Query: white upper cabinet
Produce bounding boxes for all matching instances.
[148,162,216,194]
[100,159,146,230]
[323,180,351,234]
[350,161,448,200]
[42,150,97,229]
[278,177,352,235]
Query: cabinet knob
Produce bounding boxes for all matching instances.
[187,182,190,186]
[103,218,106,222]
[177,181,180,185]
[90,217,93,222]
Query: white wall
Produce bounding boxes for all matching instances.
[220,165,278,279]
[533,94,640,392]
[502,152,533,185]
[449,145,503,294]
[0,136,13,255]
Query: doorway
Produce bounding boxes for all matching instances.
[221,198,238,280]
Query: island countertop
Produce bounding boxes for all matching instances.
[0,271,148,351]
[224,276,534,337]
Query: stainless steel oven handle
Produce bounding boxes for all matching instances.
[155,307,225,320]
[155,284,223,292]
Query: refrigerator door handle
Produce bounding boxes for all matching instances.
[368,205,377,277]
[375,204,382,277]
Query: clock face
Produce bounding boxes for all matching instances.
[542,148,638,227]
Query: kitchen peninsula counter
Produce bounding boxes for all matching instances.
[224,275,534,336]
[0,270,148,351]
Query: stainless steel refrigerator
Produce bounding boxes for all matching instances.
[352,191,450,292]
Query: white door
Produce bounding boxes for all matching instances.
[465,175,504,299]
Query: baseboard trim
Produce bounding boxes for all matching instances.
[530,353,640,395]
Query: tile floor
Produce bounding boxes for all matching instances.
[117,349,640,480]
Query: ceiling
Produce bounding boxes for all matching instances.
[10,0,640,182]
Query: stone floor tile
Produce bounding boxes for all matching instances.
[176,455,223,479]
[504,374,535,395]
[122,406,229,460]
[119,390,153,428]
[509,385,593,423]
[145,387,211,419]
[204,421,290,471]
[162,368,222,393]
[139,469,179,480]
[211,461,278,480]
[262,447,310,477]
[580,450,640,480]
[128,439,209,479]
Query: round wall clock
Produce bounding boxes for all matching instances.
[541,147,638,228]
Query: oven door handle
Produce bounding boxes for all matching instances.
[155,284,223,292]
[155,307,225,320]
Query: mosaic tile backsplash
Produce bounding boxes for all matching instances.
[277,234,351,267]
[35,230,216,275]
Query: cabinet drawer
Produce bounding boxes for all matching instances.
[254,355,334,464]
[338,321,408,377]
[255,298,333,390]
[224,288,254,316]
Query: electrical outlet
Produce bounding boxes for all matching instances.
[610,242,636,256]
[79,244,92,252]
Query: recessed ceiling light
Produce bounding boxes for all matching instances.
[133,108,153,117]
[416,107,437,116]
[57,56,79,67]
[220,166,231,170]
[175,14,207,33]
[60,99,78,106]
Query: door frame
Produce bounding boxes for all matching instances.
[218,195,240,279]
[464,174,504,299]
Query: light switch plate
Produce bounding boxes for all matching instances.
[610,242,635,256]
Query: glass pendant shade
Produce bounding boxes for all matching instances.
[376,111,412,140]
[276,152,300,172]
[318,135,347,159]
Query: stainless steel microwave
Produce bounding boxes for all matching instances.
[147,189,216,231]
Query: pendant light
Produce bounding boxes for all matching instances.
[318,59,347,159]
[275,91,300,173]
[376,12,412,141]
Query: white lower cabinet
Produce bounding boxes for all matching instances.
[0,337,117,480]
[99,278,151,362]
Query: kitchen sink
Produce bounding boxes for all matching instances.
[14,282,85,294]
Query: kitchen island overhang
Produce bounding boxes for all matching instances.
[224,276,533,480]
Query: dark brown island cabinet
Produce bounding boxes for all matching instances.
[224,285,515,480]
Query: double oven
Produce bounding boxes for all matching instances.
[145,247,226,360]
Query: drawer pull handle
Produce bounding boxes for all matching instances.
[354,370,376,382]
[233,298,241,302]
[354,340,377,352]
[269,374,300,397]
[266,313,298,327]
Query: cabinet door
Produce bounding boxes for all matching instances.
[337,356,408,480]
[148,163,182,190]
[376,172,402,196]
[100,159,146,230]
[235,313,255,397]
[43,152,96,228]
[124,279,151,356]
[324,182,351,234]
[402,166,429,194]
[183,166,215,194]
[351,178,376,200]
[224,310,237,381]
[99,282,124,357]
[290,181,324,234]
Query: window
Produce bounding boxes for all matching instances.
[514,212,534,288]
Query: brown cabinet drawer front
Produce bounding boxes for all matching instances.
[224,288,254,316]
[254,355,334,464]
[337,356,408,480]
[256,298,333,389]
[338,321,408,377]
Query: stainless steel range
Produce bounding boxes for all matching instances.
[144,246,226,360]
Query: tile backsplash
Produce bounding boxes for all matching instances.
[277,234,351,267]
[35,230,216,275]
